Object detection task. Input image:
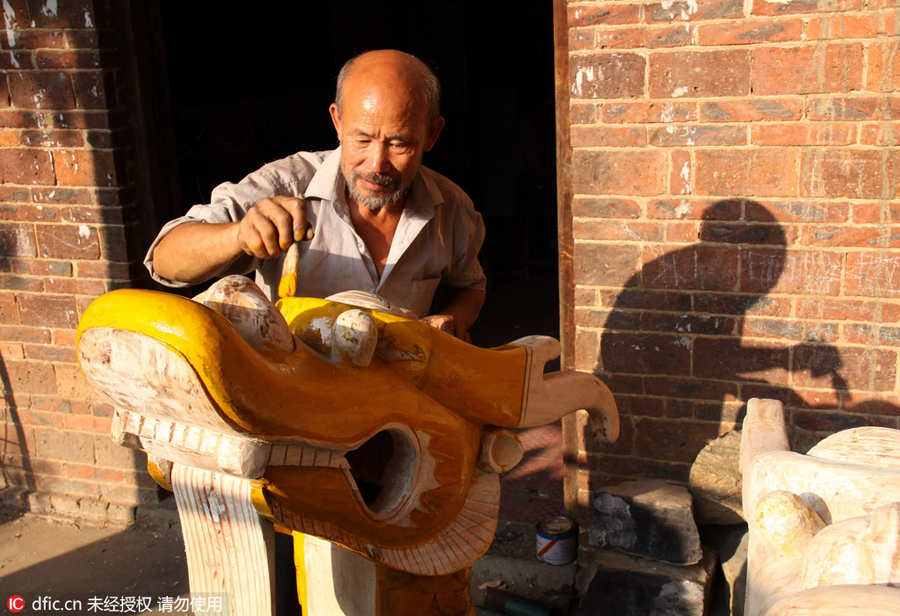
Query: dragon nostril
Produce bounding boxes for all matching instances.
[345,428,417,515]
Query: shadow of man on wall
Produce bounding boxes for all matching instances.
[596,199,863,483]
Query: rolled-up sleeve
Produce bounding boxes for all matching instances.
[143,151,327,287]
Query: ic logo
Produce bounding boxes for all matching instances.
[7,595,25,613]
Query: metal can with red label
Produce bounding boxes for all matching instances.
[536,516,577,565]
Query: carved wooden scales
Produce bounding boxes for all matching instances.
[76,276,619,615]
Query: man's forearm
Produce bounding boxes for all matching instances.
[439,287,486,337]
[152,221,246,284]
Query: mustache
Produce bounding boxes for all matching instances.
[353,170,399,188]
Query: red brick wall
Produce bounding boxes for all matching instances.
[560,0,900,504]
[0,0,155,524]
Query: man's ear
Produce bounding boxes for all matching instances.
[329,103,342,141]
[424,116,445,152]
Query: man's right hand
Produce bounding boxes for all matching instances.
[237,195,313,259]
[152,195,312,285]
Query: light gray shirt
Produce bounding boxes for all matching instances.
[144,148,486,319]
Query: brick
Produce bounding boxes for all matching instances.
[646,376,738,402]
[75,260,130,280]
[31,396,91,415]
[2,203,60,222]
[571,125,647,147]
[694,337,790,384]
[801,149,888,199]
[635,417,724,464]
[806,14,881,39]
[791,409,870,434]
[573,150,666,196]
[0,148,55,185]
[650,199,701,220]
[570,29,595,51]
[35,223,100,259]
[0,224,38,257]
[44,277,107,296]
[649,50,750,98]
[1,360,57,395]
[52,149,118,187]
[572,197,642,219]
[696,293,790,318]
[0,293,17,324]
[52,111,112,132]
[569,3,642,27]
[21,128,84,148]
[670,150,691,196]
[808,96,890,120]
[54,362,95,400]
[35,50,101,70]
[592,27,651,50]
[3,258,72,277]
[751,123,856,146]
[570,102,598,124]
[697,19,804,46]
[575,220,664,242]
[695,148,799,197]
[860,123,900,146]
[753,44,864,96]
[602,289,692,313]
[822,43,865,93]
[649,0,743,22]
[800,224,881,248]
[71,71,109,110]
[762,200,849,224]
[666,221,701,242]
[602,101,696,124]
[641,244,739,291]
[867,40,900,92]
[0,324,51,344]
[0,276,43,292]
[751,0,863,17]
[845,251,900,298]
[32,188,93,206]
[574,243,640,288]
[28,0,104,29]
[742,317,804,340]
[570,53,646,99]
[25,343,77,362]
[649,124,746,147]
[602,332,692,376]
[0,185,31,202]
[5,28,67,49]
[8,71,75,109]
[16,294,79,328]
[753,248,843,295]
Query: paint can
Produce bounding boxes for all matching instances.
[536,516,577,565]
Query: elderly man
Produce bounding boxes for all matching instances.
[146,49,486,340]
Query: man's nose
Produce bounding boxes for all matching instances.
[367,142,392,173]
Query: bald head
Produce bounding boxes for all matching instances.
[335,50,441,123]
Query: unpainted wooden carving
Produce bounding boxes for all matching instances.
[741,398,900,616]
[76,275,619,616]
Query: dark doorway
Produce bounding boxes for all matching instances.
[153,1,559,347]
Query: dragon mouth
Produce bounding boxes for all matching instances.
[344,427,418,517]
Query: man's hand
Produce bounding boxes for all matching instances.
[421,314,459,337]
[237,195,312,259]
[419,288,486,342]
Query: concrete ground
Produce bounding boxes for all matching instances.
[0,510,576,616]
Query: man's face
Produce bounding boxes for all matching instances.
[330,81,443,211]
